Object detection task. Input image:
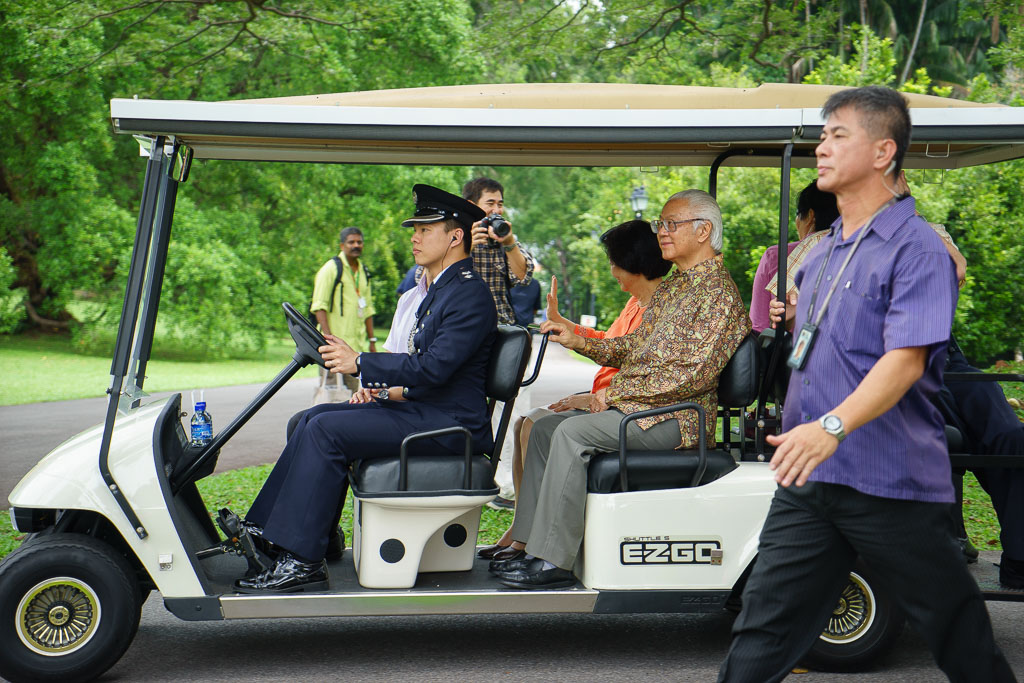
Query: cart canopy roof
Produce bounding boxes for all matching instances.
[110,82,1024,169]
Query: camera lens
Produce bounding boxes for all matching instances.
[485,214,511,239]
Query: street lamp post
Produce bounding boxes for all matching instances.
[629,186,649,219]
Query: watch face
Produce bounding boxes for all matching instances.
[823,415,842,431]
[376,388,389,400]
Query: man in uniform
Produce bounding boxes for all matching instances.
[717,86,1014,682]
[237,185,496,593]
[310,226,376,394]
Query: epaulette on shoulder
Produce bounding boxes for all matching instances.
[456,267,479,283]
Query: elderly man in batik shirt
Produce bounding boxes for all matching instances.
[490,189,751,590]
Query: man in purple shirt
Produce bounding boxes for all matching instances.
[718,87,1015,682]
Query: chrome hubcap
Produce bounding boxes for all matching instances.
[821,572,875,643]
[16,577,101,656]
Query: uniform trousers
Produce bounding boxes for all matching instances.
[718,481,1015,683]
[509,409,680,570]
[247,401,462,562]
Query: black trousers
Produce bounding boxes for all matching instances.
[246,401,462,562]
[718,482,1015,683]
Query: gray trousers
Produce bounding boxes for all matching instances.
[509,409,681,569]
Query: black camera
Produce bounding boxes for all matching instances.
[480,213,511,239]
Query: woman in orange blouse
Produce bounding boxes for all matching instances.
[479,219,672,560]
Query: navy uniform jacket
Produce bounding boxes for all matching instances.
[359,257,496,453]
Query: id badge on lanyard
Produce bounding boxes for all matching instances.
[788,322,818,371]
[786,198,895,370]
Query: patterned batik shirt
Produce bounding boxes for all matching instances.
[580,255,751,448]
[471,240,535,325]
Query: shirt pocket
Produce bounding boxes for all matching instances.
[831,278,887,358]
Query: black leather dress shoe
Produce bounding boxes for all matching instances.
[477,543,509,559]
[491,545,525,561]
[496,558,576,590]
[488,550,528,574]
[325,527,345,562]
[234,553,329,593]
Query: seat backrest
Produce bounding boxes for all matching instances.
[717,333,760,408]
[485,325,532,401]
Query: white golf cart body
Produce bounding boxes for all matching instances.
[5,83,1024,682]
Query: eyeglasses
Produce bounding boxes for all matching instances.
[651,217,706,234]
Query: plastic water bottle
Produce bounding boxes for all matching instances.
[191,401,213,447]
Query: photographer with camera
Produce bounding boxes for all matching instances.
[463,177,534,326]
[463,177,535,506]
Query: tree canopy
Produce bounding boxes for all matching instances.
[1,0,1022,361]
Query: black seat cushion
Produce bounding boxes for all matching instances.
[587,450,738,493]
[350,455,498,498]
[718,333,761,408]
[486,325,531,402]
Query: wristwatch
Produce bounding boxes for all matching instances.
[819,413,846,443]
[375,387,389,401]
[502,239,517,253]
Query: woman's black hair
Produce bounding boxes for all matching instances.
[796,181,840,232]
[600,220,672,280]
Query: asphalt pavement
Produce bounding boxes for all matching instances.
[106,594,1022,681]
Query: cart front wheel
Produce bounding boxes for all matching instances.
[804,562,905,672]
[0,533,141,683]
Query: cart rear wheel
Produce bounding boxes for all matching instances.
[804,562,905,672]
[0,533,141,683]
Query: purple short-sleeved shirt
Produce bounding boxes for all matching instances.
[782,196,958,502]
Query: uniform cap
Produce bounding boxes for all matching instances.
[401,184,485,230]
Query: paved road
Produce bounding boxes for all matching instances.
[105,592,1022,682]
[1,339,591,502]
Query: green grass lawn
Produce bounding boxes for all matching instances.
[0,329,390,406]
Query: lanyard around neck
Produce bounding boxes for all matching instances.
[806,198,897,325]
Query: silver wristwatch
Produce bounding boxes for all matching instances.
[375,387,389,401]
[819,413,846,442]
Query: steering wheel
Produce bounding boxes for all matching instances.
[282,302,328,369]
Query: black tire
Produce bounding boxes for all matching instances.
[803,561,905,672]
[0,533,142,683]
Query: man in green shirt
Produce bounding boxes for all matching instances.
[310,226,376,394]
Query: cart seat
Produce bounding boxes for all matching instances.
[587,449,738,493]
[349,325,531,589]
[350,455,497,497]
[586,333,760,493]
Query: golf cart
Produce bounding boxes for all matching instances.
[4,83,1024,682]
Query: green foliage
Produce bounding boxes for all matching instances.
[1,1,1023,361]
[804,25,901,87]
[0,0,481,352]
[0,247,26,333]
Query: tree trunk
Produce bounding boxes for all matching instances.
[898,0,928,86]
